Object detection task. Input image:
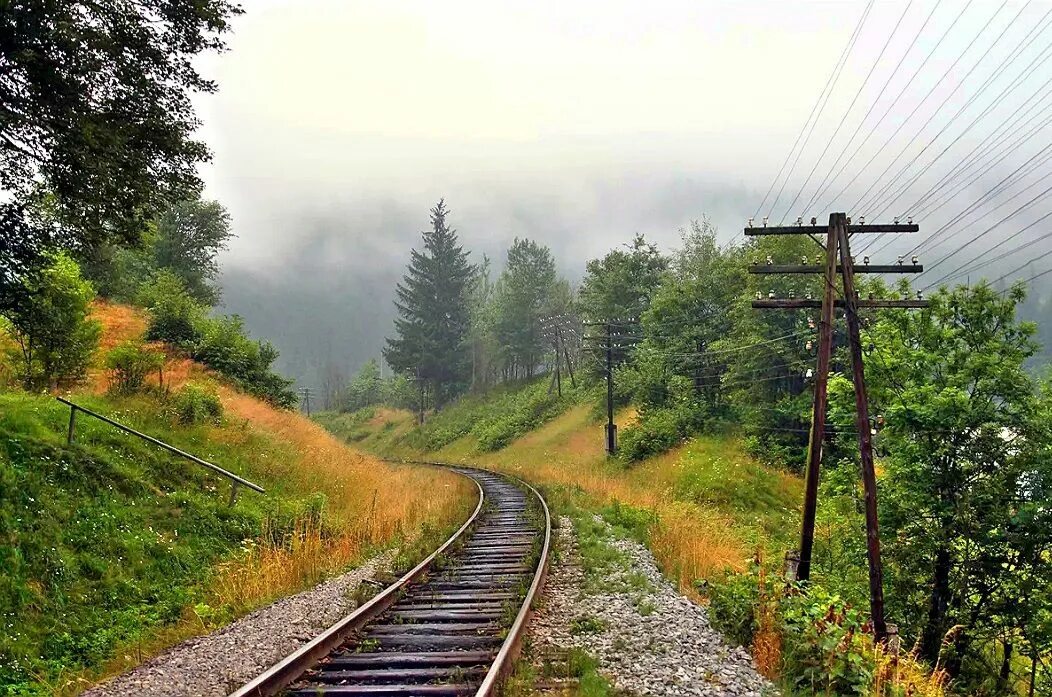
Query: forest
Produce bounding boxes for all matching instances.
[335,198,1052,695]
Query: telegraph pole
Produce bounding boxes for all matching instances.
[747,212,927,642]
[298,387,312,417]
[604,322,616,454]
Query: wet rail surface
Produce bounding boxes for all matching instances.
[230,466,550,697]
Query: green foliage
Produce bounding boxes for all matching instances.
[617,400,706,463]
[343,359,383,412]
[490,237,562,380]
[170,382,223,425]
[473,380,572,451]
[105,341,165,395]
[152,199,234,305]
[866,283,1052,674]
[779,586,875,695]
[139,269,206,345]
[138,273,295,407]
[384,200,476,405]
[0,392,258,692]
[1,252,101,389]
[706,569,763,648]
[192,315,296,407]
[0,1,241,310]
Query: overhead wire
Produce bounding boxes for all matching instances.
[764,0,875,221]
[799,0,943,216]
[724,1,876,251]
[858,21,1052,218]
[905,88,1052,218]
[778,0,917,224]
[866,142,1052,259]
[821,0,1035,217]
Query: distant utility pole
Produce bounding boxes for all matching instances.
[583,321,623,455]
[298,387,313,417]
[747,212,928,642]
[542,315,579,397]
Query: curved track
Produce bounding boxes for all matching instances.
[230,466,550,697]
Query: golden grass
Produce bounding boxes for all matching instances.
[424,404,778,588]
[63,302,477,692]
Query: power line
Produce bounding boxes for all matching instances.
[920,192,1052,289]
[727,1,874,251]
[867,145,1052,262]
[856,17,1052,217]
[801,0,945,216]
[765,1,875,220]
[905,88,1052,219]
[821,0,1038,216]
[778,0,918,224]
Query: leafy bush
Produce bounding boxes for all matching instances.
[138,269,206,345]
[137,273,295,407]
[105,340,165,394]
[170,382,223,425]
[1,252,101,389]
[779,586,875,695]
[706,569,763,648]
[472,381,571,451]
[192,315,296,407]
[617,400,706,462]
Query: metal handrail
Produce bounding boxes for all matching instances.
[56,397,264,503]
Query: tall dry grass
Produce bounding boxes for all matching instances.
[457,405,756,586]
[83,301,477,618]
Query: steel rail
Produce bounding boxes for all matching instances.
[228,461,550,697]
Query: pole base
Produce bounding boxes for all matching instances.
[605,423,617,454]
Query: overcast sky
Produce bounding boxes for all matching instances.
[191,0,1052,385]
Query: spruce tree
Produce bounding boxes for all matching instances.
[384,200,475,405]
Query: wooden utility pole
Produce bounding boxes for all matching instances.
[746,212,927,642]
[298,387,312,417]
[604,322,616,455]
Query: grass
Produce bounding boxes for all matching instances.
[0,303,476,695]
[326,399,802,594]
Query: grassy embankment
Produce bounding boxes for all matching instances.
[0,302,474,695]
[316,382,802,595]
[318,383,948,697]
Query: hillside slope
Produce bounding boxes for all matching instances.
[318,386,802,592]
[0,303,473,695]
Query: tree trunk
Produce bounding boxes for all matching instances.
[999,641,1013,688]
[920,546,953,662]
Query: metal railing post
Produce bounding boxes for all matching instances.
[66,405,77,444]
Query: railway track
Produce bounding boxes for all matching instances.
[230,466,550,697]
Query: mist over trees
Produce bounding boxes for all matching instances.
[0,1,241,311]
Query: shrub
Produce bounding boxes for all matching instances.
[1,252,101,389]
[191,315,296,407]
[138,269,205,345]
[171,382,223,425]
[707,568,763,648]
[618,401,706,462]
[779,586,875,694]
[105,340,165,394]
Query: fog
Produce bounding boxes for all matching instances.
[194,1,1052,387]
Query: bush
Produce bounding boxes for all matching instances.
[170,382,223,425]
[138,269,205,345]
[105,341,165,394]
[779,586,875,694]
[706,568,763,648]
[1,252,101,389]
[191,315,296,407]
[617,401,706,462]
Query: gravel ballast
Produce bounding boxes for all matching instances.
[82,550,395,697]
[528,516,774,696]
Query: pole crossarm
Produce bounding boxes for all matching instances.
[753,299,930,309]
[744,223,918,236]
[749,264,923,274]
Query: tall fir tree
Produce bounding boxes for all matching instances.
[384,200,475,405]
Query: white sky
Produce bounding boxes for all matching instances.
[191,0,1052,381]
